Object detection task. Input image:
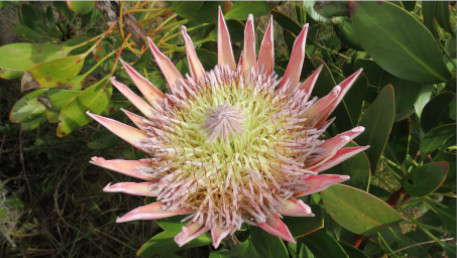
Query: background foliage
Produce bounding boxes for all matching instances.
[0,1,455,257]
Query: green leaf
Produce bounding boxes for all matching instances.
[43,89,81,110]
[0,68,23,80]
[423,2,454,36]
[339,241,369,258]
[420,123,456,157]
[321,184,403,235]
[28,54,86,88]
[272,9,302,35]
[171,1,228,23]
[385,119,411,165]
[421,91,455,132]
[449,95,456,120]
[413,84,433,119]
[250,226,289,258]
[333,17,363,50]
[56,76,112,137]
[351,1,451,83]
[137,230,211,258]
[12,24,51,42]
[9,89,47,123]
[138,216,212,258]
[437,198,456,238]
[67,1,95,15]
[357,85,395,171]
[0,43,72,72]
[283,205,324,238]
[401,162,448,197]
[314,1,349,18]
[302,230,348,258]
[380,74,421,121]
[213,239,259,258]
[402,1,416,11]
[224,1,272,20]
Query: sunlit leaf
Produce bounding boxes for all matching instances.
[28,54,86,88]
[0,43,72,72]
[56,76,111,137]
[9,89,47,123]
[67,1,95,15]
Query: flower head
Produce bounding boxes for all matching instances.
[88,8,367,248]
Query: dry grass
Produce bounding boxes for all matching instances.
[0,79,162,257]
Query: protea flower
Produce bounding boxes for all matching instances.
[87,8,368,248]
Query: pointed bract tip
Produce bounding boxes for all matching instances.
[103,182,113,192]
[352,126,365,133]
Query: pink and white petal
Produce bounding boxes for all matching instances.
[242,14,256,77]
[316,69,363,124]
[294,175,350,197]
[120,59,165,105]
[333,68,363,111]
[217,6,236,70]
[278,24,309,89]
[279,198,314,217]
[211,223,234,248]
[121,108,148,131]
[103,182,158,197]
[110,78,154,118]
[174,220,210,247]
[90,157,153,180]
[257,215,295,243]
[181,26,205,80]
[305,85,341,121]
[311,146,370,173]
[86,112,148,150]
[320,126,365,151]
[300,64,323,95]
[147,37,184,89]
[256,16,274,75]
[116,202,191,223]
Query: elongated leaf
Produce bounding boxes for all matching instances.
[321,184,403,235]
[385,119,411,165]
[401,162,448,197]
[421,91,455,132]
[357,85,395,171]
[0,43,72,72]
[351,1,451,83]
[272,9,302,35]
[420,123,456,157]
[9,89,47,123]
[302,230,348,258]
[137,215,212,258]
[224,1,272,20]
[67,1,95,15]
[28,54,86,88]
[56,76,111,137]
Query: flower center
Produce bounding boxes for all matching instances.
[201,104,244,142]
